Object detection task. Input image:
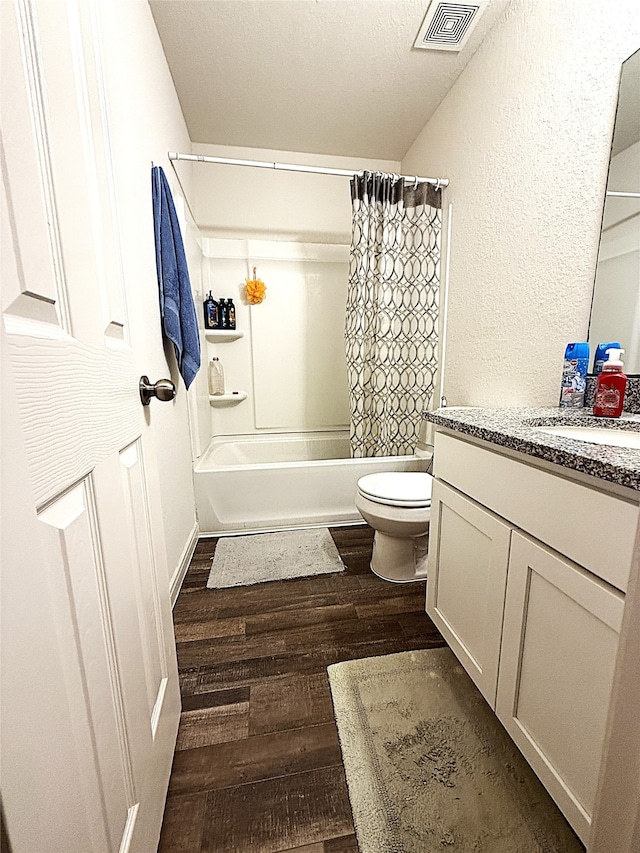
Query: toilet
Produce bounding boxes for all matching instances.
[355,470,433,583]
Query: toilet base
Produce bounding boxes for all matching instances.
[370,530,429,583]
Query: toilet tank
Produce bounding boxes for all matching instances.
[415,420,434,460]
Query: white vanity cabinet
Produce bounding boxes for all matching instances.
[426,430,639,844]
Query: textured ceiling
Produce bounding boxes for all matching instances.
[149,0,509,160]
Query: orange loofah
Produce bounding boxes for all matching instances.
[245,267,266,304]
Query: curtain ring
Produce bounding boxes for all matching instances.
[434,179,442,191]
[413,176,419,189]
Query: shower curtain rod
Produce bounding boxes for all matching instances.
[167,151,449,188]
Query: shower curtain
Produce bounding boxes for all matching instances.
[345,172,442,457]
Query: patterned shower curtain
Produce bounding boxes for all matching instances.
[344,172,442,457]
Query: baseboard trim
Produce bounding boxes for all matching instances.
[198,519,367,538]
[170,522,199,608]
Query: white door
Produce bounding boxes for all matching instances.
[1,2,180,851]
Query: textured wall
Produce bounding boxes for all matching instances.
[402,0,640,407]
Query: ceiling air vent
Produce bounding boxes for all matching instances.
[413,1,487,52]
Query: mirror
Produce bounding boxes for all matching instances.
[588,48,640,375]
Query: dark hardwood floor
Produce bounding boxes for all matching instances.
[158,525,446,853]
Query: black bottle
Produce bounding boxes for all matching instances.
[219,298,228,329]
[203,291,219,330]
[227,298,236,330]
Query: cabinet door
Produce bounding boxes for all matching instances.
[496,532,624,844]
[426,480,511,707]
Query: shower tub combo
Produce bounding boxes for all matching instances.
[194,430,428,535]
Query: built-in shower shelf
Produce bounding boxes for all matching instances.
[205,329,245,342]
[209,392,247,406]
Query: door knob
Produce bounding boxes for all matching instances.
[139,376,176,406]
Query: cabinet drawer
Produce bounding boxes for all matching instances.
[433,431,638,591]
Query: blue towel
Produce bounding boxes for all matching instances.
[152,166,200,389]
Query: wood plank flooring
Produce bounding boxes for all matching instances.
[158,525,446,853]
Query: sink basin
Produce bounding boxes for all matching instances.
[534,425,640,450]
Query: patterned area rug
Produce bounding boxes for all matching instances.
[328,647,584,852]
[206,527,345,589]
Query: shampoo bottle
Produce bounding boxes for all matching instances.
[227,298,236,330]
[203,291,219,330]
[208,357,225,396]
[593,348,627,418]
[559,342,589,408]
[219,298,228,330]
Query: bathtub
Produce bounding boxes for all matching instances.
[194,431,429,535]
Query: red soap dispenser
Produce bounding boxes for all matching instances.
[593,348,627,418]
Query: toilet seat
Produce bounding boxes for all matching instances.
[357,472,432,508]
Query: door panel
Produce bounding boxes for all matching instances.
[2,330,95,853]
[38,480,133,851]
[30,0,123,343]
[8,334,140,506]
[1,0,68,330]
[117,441,169,726]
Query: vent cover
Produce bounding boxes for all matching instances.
[414,1,487,52]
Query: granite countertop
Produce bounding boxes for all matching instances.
[424,407,640,492]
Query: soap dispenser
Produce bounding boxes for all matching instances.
[593,342,621,375]
[203,291,219,330]
[593,348,627,418]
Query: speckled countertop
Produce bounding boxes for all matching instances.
[424,407,640,492]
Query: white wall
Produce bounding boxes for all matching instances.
[202,239,351,439]
[192,143,401,242]
[402,0,640,407]
[189,144,400,447]
[100,0,198,584]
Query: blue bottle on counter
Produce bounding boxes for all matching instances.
[593,342,621,375]
[559,342,590,408]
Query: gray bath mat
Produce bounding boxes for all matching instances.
[206,527,345,589]
[328,647,583,853]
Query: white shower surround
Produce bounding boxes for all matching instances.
[194,430,428,535]
[190,160,439,536]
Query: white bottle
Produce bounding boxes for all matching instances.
[208,357,225,395]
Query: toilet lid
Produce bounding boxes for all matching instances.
[357,472,432,508]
